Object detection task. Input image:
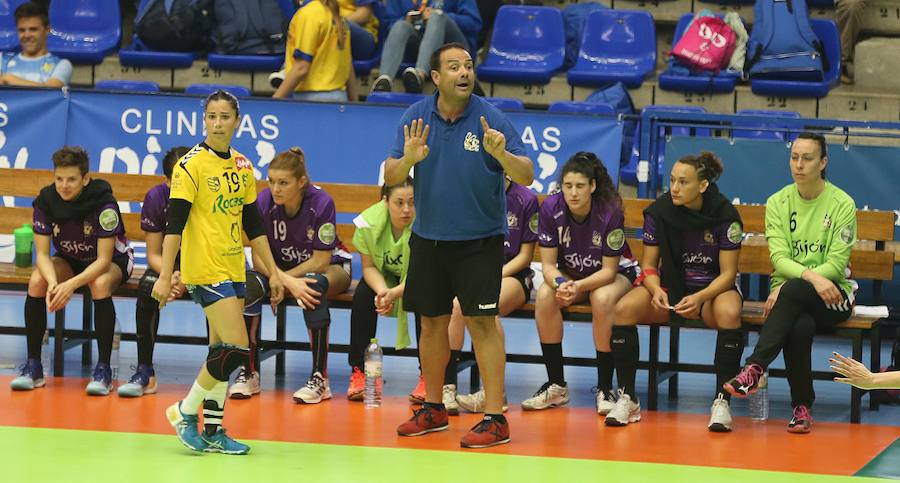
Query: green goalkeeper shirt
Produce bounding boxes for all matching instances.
[765,181,857,296]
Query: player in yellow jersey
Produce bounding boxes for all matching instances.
[152,90,285,455]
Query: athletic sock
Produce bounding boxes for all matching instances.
[444,350,461,386]
[181,381,210,416]
[540,342,565,385]
[93,297,116,363]
[486,413,506,424]
[135,295,159,366]
[24,295,47,361]
[715,329,744,402]
[310,326,330,377]
[611,326,639,399]
[596,350,614,392]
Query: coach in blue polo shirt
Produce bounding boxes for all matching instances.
[384,42,533,449]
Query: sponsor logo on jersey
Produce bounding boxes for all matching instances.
[213,194,245,215]
[564,253,603,272]
[528,213,539,234]
[840,225,854,244]
[606,228,625,251]
[235,156,252,170]
[727,222,743,245]
[99,208,120,232]
[318,223,336,245]
[792,239,827,258]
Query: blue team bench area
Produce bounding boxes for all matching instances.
[0,167,893,423]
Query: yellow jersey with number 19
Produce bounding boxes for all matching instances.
[169,144,257,285]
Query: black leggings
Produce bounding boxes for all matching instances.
[747,278,852,407]
[348,278,421,369]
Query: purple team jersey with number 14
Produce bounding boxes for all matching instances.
[538,193,637,280]
[257,185,351,271]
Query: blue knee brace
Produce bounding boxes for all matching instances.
[303,273,331,329]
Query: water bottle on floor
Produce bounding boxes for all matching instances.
[41,329,50,371]
[111,319,121,383]
[749,370,769,421]
[364,338,383,408]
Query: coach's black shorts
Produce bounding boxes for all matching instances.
[404,233,504,318]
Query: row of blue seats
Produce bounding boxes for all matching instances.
[478,6,839,98]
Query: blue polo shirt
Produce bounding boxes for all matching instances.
[389,93,527,241]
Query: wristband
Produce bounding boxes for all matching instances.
[554,276,567,289]
[633,268,660,288]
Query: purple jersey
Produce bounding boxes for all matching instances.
[504,183,539,262]
[257,185,351,271]
[642,214,742,287]
[538,193,636,280]
[33,201,129,263]
[140,183,169,233]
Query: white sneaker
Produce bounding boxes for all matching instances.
[456,388,510,413]
[594,387,617,415]
[293,371,332,404]
[708,393,733,432]
[268,69,285,89]
[443,384,459,415]
[521,382,570,411]
[605,389,641,426]
[229,367,261,399]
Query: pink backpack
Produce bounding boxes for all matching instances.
[670,16,737,72]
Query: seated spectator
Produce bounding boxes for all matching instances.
[273,0,358,102]
[836,0,866,84]
[0,2,73,88]
[341,0,380,60]
[372,0,482,94]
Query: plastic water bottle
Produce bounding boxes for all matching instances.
[41,329,50,371]
[364,338,383,408]
[110,319,121,382]
[749,370,769,421]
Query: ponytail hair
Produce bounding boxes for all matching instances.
[674,151,725,183]
[269,146,308,181]
[320,0,347,50]
[560,151,620,208]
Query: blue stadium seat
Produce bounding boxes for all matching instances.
[0,0,27,52]
[185,83,251,98]
[95,80,161,93]
[567,9,656,89]
[749,19,840,98]
[476,6,565,85]
[696,0,755,5]
[733,109,801,140]
[365,91,425,105]
[47,0,121,64]
[208,53,283,72]
[547,101,615,115]
[621,105,709,186]
[118,0,195,69]
[484,97,524,111]
[658,13,741,94]
[807,0,835,8]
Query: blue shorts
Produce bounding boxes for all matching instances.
[187,281,246,308]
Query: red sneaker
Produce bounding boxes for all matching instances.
[460,416,510,448]
[409,374,426,404]
[397,405,449,437]
[347,367,365,401]
[787,405,812,434]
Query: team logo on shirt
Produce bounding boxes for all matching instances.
[99,208,120,232]
[703,230,714,244]
[83,222,93,236]
[606,228,625,251]
[823,215,832,230]
[591,231,602,247]
[307,226,315,241]
[507,212,518,228]
[840,225,854,244]
[727,222,743,244]
[528,213,539,234]
[464,132,480,152]
[42,62,53,74]
[318,223,336,245]
[207,177,221,192]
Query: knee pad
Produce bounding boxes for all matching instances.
[303,273,330,329]
[138,269,159,296]
[243,270,269,316]
[206,343,250,381]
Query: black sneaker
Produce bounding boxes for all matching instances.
[401,67,423,94]
[372,74,392,92]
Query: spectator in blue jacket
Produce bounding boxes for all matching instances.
[372,0,481,94]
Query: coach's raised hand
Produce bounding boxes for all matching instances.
[480,116,506,159]
[403,118,430,165]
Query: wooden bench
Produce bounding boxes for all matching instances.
[0,168,894,423]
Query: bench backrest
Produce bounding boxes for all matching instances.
[0,168,894,281]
